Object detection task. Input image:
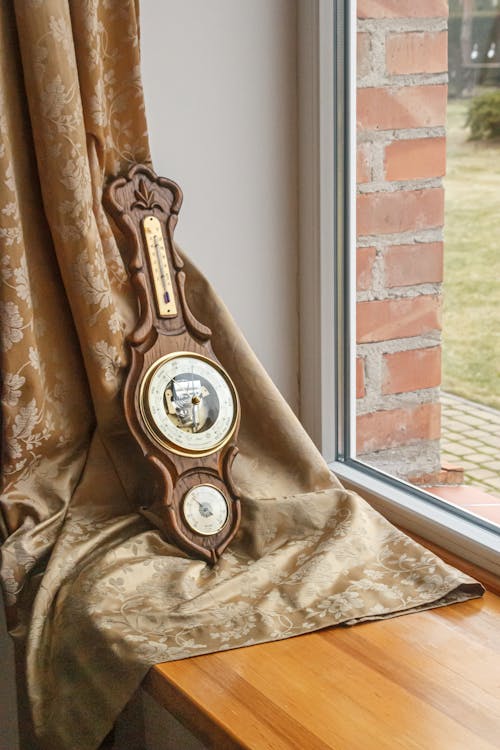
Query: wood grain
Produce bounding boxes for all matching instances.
[144,592,500,749]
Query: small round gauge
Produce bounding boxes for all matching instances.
[183,485,229,535]
[139,352,239,456]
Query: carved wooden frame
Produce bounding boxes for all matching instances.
[104,164,241,564]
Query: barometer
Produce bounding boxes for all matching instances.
[104,165,241,563]
[139,352,238,456]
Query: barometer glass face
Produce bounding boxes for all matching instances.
[183,485,229,535]
[140,353,238,455]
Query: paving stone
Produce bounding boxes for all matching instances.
[472,408,494,418]
[441,454,461,465]
[443,421,470,433]
[480,445,498,456]
[459,437,485,447]
[468,468,497,481]
[482,472,500,487]
[422,393,500,501]
[441,443,469,456]
[440,443,462,453]
[464,453,494,465]
[466,436,491,448]
[441,443,453,456]
[455,415,489,428]
[471,430,496,442]
[470,419,493,428]
[441,453,458,461]
[466,440,489,453]
[479,418,500,428]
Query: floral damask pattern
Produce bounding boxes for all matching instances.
[0,3,483,750]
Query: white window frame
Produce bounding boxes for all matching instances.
[297,0,500,576]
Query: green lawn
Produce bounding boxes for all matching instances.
[443,97,500,409]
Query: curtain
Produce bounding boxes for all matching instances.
[0,2,483,749]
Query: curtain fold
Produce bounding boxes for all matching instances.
[0,3,483,750]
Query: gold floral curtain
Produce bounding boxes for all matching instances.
[0,2,483,750]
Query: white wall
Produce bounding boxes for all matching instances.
[140,0,299,411]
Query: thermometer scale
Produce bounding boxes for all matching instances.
[142,215,177,318]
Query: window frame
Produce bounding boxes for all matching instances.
[297,0,500,577]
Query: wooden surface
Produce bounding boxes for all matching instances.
[144,592,500,749]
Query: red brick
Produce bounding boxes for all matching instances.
[357,142,372,184]
[357,32,372,79]
[382,346,441,394]
[358,0,448,19]
[384,242,443,287]
[357,246,376,290]
[357,188,444,236]
[357,86,447,131]
[357,294,441,343]
[386,32,448,75]
[356,357,366,398]
[410,464,464,487]
[384,138,446,181]
[357,402,441,454]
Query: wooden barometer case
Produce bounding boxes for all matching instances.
[104,165,241,564]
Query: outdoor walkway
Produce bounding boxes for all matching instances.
[440,392,500,498]
[432,392,500,527]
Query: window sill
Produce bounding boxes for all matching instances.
[330,460,500,580]
[142,590,500,750]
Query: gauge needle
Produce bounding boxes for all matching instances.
[192,401,200,432]
[193,497,213,517]
[190,365,203,432]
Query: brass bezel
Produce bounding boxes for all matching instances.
[138,351,240,457]
[182,483,230,536]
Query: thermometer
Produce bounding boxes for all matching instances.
[142,215,177,317]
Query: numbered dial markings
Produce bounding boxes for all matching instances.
[139,353,238,455]
[142,216,177,317]
[183,485,229,535]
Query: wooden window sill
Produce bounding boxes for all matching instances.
[142,541,500,750]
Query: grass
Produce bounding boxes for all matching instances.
[443,96,500,410]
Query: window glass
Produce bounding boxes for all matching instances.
[355,0,500,529]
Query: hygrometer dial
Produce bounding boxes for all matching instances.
[182,485,229,535]
[139,352,239,456]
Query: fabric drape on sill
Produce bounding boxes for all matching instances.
[0,2,483,749]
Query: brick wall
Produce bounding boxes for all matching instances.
[356,0,448,482]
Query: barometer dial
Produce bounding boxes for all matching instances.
[139,352,239,456]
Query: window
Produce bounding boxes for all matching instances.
[298,0,499,575]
